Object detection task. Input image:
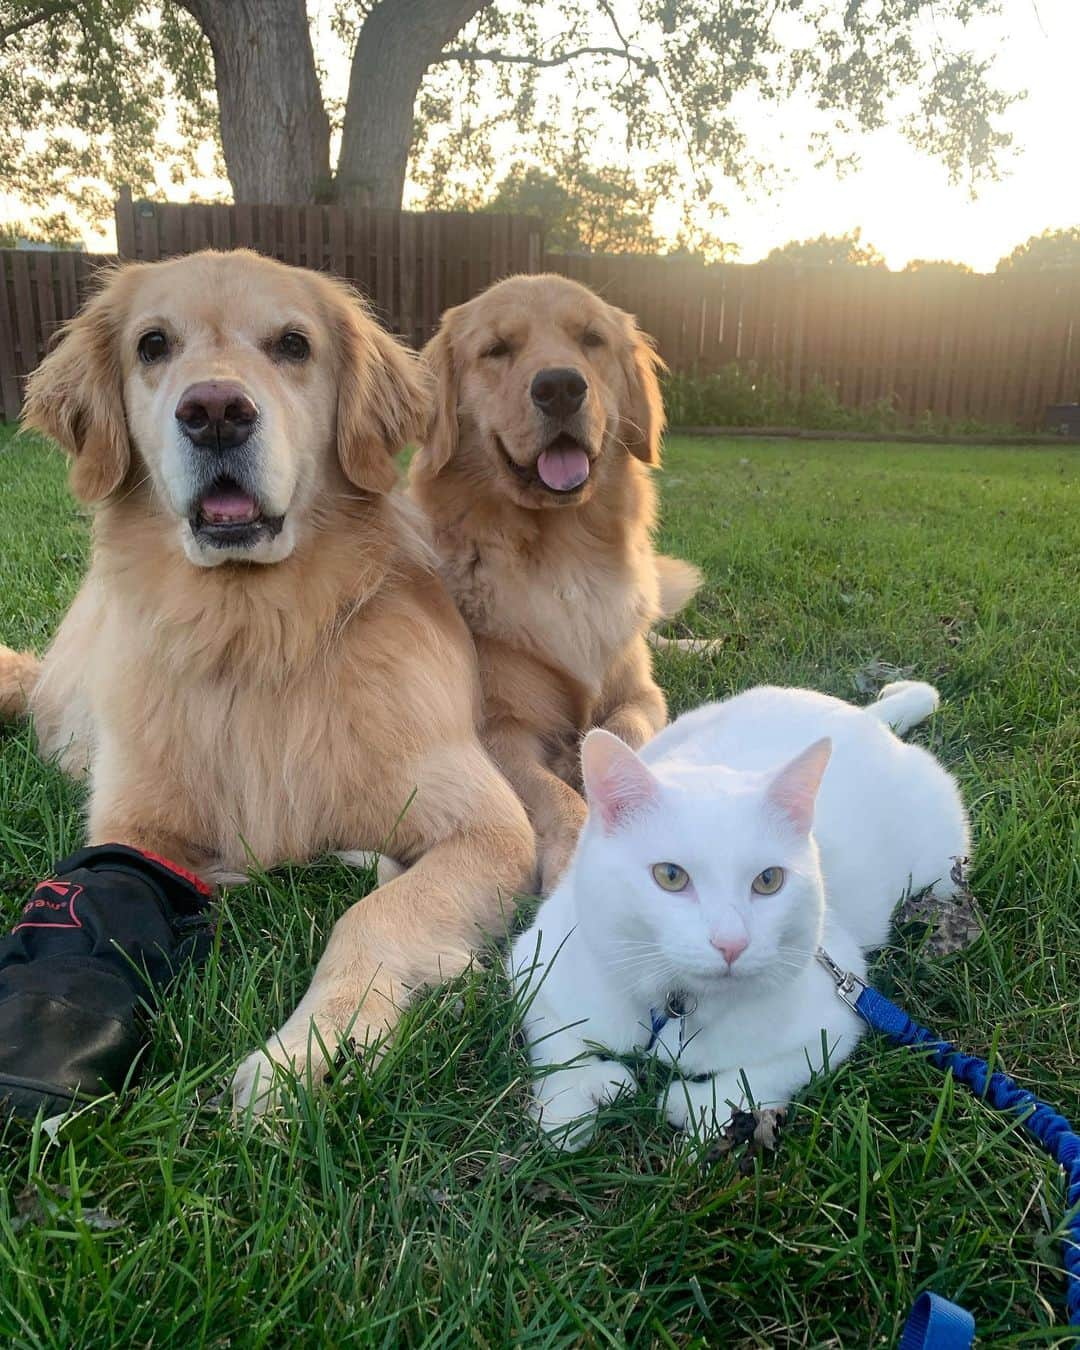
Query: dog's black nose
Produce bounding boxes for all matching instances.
[175,382,258,451]
[530,367,588,419]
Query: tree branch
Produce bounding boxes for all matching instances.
[437,44,648,70]
[0,1,69,46]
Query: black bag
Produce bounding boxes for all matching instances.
[0,843,215,1119]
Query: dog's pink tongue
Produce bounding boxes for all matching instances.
[200,487,259,524]
[537,446,590,492]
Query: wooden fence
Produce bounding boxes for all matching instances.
[1,193,1078,428]
[0,249,118,422]
[547,253,1080,431]
[114,188,543,351]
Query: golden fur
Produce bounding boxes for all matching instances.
[0,250,534,1110]
[409,273,701,890]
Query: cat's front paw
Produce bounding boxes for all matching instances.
[661,1074,747,1139]
[531,1059,638,1150]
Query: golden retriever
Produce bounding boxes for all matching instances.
[409,273,702,891]
[0,250,534,1110]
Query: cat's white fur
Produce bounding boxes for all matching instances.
[508,681,970,1148]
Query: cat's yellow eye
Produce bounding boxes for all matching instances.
[752,866,785,896]
[652,862,690,893]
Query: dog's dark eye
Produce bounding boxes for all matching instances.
[276,331,311,362]
[582,329,605,349]
[483,338,510,359]
[137,330,170,364]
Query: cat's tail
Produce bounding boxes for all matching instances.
[867,680,940,735]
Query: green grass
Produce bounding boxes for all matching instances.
[1,427,1078,1347]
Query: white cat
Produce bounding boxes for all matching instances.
[508,681,970,1148]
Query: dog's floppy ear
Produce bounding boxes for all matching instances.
[619,323,667,467]
[419,313,460,474]
[22,270,132,503]
[332,282,430,494]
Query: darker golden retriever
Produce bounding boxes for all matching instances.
[409,273,702,891]
[0,250,534,1111]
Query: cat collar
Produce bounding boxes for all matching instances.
[645,989,698,1054]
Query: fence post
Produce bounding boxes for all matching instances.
[527,220,543,274]
[115,186,136,260]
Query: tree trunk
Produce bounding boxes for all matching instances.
[337,0,488,208]
[178,0,331,203]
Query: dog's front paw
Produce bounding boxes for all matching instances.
[231,1037,309,1117]
[531,1059,638,1150]
[547,740,584,793]
[537,837,576,895]
[231,998,384,1117]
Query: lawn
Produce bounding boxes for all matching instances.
[1,427,1078,1347]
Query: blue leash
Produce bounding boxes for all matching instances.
[816,948,1080,1347]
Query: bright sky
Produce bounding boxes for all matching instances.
[4,0,1078,272]
[706,0,1080,270]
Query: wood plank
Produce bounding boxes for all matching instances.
[997,275,1032,429]
[374,208,395,328]
[211,203,230,251]
[509,213,531,277]
[878,272,903,419]
[1037,275,1073,417]
[252,203,271,255]
[1056,274,1080,429]
[490,212,510,282]
[419,211,440,345]
[468,212,491,299]
[140,200,161,261]
[162,204,184,258]
[966,275,996,424]
[114,186,137,260]
[283,205,300,266]
[439,213,468,308]
[0,255,21,419]
[398,211,418,345]
[11,252,39,379]
[182,203,207,255]
[784,269,806,398]
[304,205,324,270]
[710,265,741,374]
[350,206,368,298]
[34,252,57,357]
[945,273,977,421]
[233,203,254,250]
[327,205,347,280]
[55,249,79,325]
[527,217,542,273]
[908,273,936,423]
[839,269,866,408]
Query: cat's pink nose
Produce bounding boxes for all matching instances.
[710,935,748,966]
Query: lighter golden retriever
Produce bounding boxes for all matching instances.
[409,273,702,891]
[0,250,534,1110]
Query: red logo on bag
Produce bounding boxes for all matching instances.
[12,879,85,931]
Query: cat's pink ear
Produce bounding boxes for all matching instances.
[581,729,660,833]
[767,737,832,834]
